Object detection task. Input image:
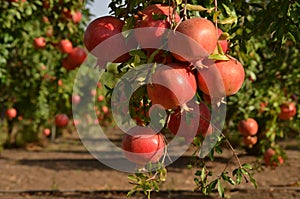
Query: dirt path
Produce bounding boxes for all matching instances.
[0,133,299,199]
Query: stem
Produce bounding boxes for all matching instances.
[183,0,188,20]
[214,0,219,37]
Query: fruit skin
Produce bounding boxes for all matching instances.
[134,4,180,48]
[62,47,87,70]
[168,101,211,142]
[242,136,258,147]
[5,108,17,120]
[55,114,69,128]
[264,148,284,167]
[197,58,245,97]
[33,37,46,49]
[84,16,136,63]
[238,118,259,136]
[217,28,228,53]
[122,127,165,165]
[57,39,73,53]
[168,18,218,62]
[278,102,297,120]
[147,62,197,109]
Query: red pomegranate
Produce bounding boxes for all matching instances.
[168,101,211,142]
[278,102,297,120]
[242,136,258,147]
[122,127,165,165]
[238,118,259,136]
[84,16,136,63]
[197,58,245,97]
[147,62,197,110]
[55,114,69,128]
[134,4,180,49]
[5,108,17,120]
[57,39,73,54]
[72,94,81,105]
[62,47,87,70]
[43,128,51,136]
[264,148,284,167]
[72,11,82,23]
[33,37,46,49]
[168,18,218,62]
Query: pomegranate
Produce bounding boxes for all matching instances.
[102,105,109,114]
[168,101,211,142]
[122,126,165,165]
[217,28,228,53]
[57,39,73,54]
[264,148,284,167]
[197,58,245,97]
[72,94,81,105]
[33,37,46,49]
[147,62,197,109]
[242,136,258,147]
[5,108,17,120]
[62,47,87,70]
[238,118,259,136]
[72,11,82,23]
[278,102,297,120]
[168,18,217,62]
[90,89,96,96]
[43,128,51,136]
[55,114,69,128]
[84,16,136,63]
[97,95,105,102]
[134,4,180,48]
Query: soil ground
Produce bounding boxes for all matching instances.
[0,127,299,199]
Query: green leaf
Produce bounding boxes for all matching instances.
[218,16,237,24]
[217,179,224,198]
[249,175,257,189]
[242,163,253,170]
[208,54,230,61]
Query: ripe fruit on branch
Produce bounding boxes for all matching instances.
[5,108,17,120]
[55,114,69,128]
[264,148,284,167]
[72,94,81,105]
[238,118,259,136]
[168,101,211,142]
[33,37,46,49]
[62,47,87,70]
[122,126,165,165]
[147,62,197,110]
[242,136,258,148]
[134,4,180,48]
[43,128,51,136]
[168,18,217,62]
[196,58,245,97]
[84,16,136,63]
[278,102,297,120]
[72,11,82,23]
[57,39,73,54]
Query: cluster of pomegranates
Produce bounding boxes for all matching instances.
[83,4,246,166]
[238,118,259,148]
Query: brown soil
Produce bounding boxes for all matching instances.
[0,128,299,199]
